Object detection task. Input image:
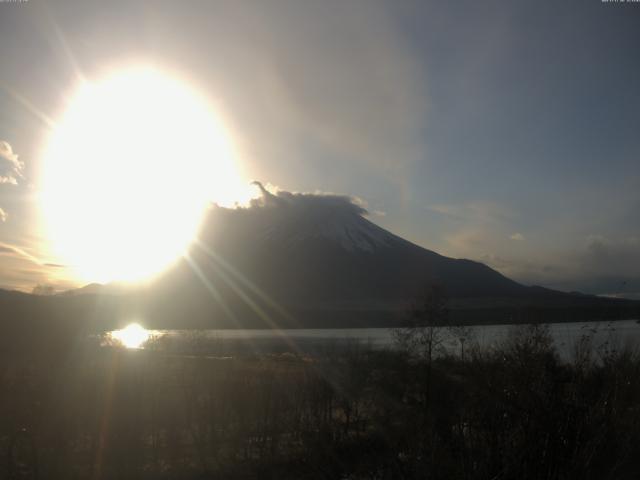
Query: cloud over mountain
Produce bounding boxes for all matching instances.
[246,181,368,216]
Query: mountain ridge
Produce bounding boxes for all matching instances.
[2,187,639,330]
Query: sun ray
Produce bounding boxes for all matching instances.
[184,253,237,324]
[1,84,56,130]
[188,243,303,355]
[194,239,297,326]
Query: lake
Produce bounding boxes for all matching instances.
[124,319,640,360]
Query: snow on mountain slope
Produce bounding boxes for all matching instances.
[193,184,528,301]
[257,206,400,252]
[203,182,409,253]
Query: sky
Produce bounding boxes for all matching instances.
[0,0,639,297]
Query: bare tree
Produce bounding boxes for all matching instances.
[448,324,476,361]
[394,284,450,403]
[395,285,449,358]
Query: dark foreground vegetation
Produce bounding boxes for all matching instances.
[2,323,640,480]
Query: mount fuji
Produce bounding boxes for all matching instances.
[2,185,637,330]
[131,184,634,328]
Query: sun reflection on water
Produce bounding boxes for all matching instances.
[110,323,151,349]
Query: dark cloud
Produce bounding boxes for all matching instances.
[479,253,560,286]
[479,235,640,299]
[576,276,640,300]
[246,181,368,216]
[566,236,640,297]
[199,182,372,248]
[582,235,640,278]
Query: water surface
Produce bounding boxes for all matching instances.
[130,319,640,359]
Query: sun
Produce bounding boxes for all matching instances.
[41,67,252,284]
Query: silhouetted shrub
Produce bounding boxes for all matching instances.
[1,322,640,479]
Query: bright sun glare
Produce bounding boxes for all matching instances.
[41,67,252,283]
[111,323,151,349]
